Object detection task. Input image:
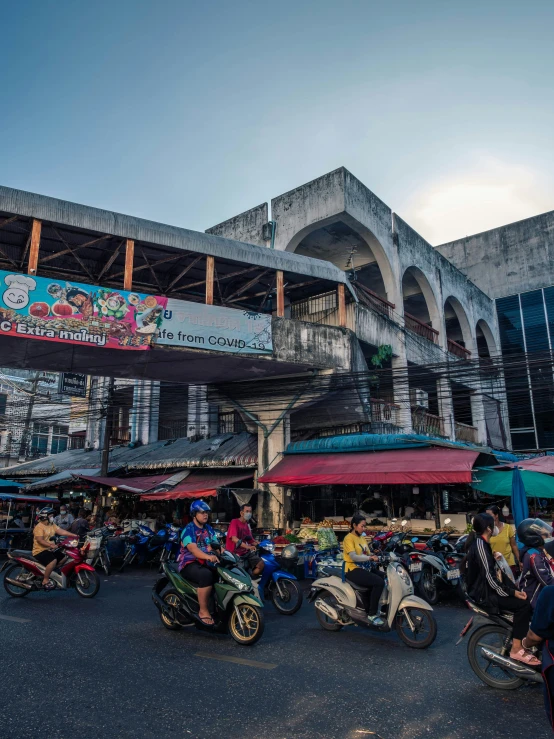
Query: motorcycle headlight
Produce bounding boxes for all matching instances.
[221,570,249,591]
[395,564,411,586]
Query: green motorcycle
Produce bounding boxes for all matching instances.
[152,550,265,646]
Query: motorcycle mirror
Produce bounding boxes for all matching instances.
[444,518,452,525]
[412,537,419,543]
[401,520,408,526]
[391,518,397,523]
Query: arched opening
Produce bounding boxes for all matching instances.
[402,267,440,343]
[476,319,497,358]
[444,296,472,358]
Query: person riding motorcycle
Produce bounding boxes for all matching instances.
[465,512,539,666]
[33,506,76,590]
[226,504,264,578]
[343,514,385,626]
[518,518,554,609]
[176,500,219,625]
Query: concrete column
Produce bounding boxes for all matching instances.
[391,354,413,433]
[470,392,488,446]
[257,411,290,529]
[437,377,455,440]
[86,376,110,449]
[187,385,210,439]
[130,380,160,445]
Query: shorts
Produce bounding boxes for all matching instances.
[181,561,217,588]
[240,551,262,570]
[34,550,64,567]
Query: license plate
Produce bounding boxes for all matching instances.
[409,562,422,572]
[447,568,460,580]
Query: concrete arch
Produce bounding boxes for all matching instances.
[401,265,441,334]
[476,318,498,357]
[444,295,475,354]
[284,214,398,306]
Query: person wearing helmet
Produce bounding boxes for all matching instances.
[33,506,76,590]
[518,518,554,610]
[176,500,219,625]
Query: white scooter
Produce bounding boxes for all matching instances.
[308,552,437,648]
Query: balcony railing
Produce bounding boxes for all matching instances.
[455,421,479,444]
[411,408,445,437]
[448,338,471,359]
[110,426,131,445]
[404,312,439,344]
[354,284,396,319]
[290,291,337,323]
[371,398,400,427]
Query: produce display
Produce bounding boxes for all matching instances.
[317,527,338,550]
[297,528,318,541]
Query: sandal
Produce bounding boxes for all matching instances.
[510,648,541,667]
[42,582,56,591]
[198,615,215,626]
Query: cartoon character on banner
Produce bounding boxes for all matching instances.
[2,275,36,309]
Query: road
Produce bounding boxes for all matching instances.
[0,569,549,739]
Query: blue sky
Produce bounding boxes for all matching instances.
[1,0,554,244]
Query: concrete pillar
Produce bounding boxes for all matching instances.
[391,354,413,433]
[437,377,455,440]
[130,380,160,445]
[86,376,110,449]
[187,385,210,439]
[470,392,488,446]
[257,411,290,529]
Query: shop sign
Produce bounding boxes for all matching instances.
[0,269,167,351]
[59,372,88,397]
[157,299,272,355]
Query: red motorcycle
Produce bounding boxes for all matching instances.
[1,536,100,598]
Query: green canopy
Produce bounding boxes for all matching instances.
[471,468,554,499]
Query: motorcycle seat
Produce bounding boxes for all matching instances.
[347,581,369,592]
[10,549,34,558]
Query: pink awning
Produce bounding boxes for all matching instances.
[258,448,480,486]
[140,472,253,500]
[507,457,554,474]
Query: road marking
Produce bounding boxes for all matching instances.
[0,614,31,623]
[194,652,277,670]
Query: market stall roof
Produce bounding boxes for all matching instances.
[471,468,554,499]
[74,473,173,493]
[258,448,480,486]
[0,479,23,488]
[140,472,253,500]
[505,457,554,474]
[0,492,59,503]
[25,468,104,492]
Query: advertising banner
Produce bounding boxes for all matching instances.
[0,269,167,351]
[157,298,272,355]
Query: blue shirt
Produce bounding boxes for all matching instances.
[177,522,217,569]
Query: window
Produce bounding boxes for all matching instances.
[30,423,49,457]
[51,425,69,454]
[0,393,6,415]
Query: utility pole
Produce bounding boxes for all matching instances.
[18,371,41,462]
[100,377,115,477]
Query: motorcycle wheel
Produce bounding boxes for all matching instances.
[159,589,193,630]
[467,624,524,690]
[270,579,303,615]
[416,565,439,605]
[228,604,265,646]
[3,564,32,598]
[395,607,437,649]
[314,591,343,631]
[100,550,111,577]
[74,570,100,598]
[118,549,134,573]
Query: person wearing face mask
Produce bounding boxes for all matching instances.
[32,507,76,590]
[518,518,554,609]
[486,505,520,575]
[465,513,539,666]
[226,504,264,578]
[54,505,74,530]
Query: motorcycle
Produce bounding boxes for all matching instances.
[254,540,303,615]
[308,552,437,648]
[158,524,181,567]
[85,523,118,576]
[152,550,265,646]
[119,523,165,571]
[458,597,543,690]
[1,536,100,598]
[413,521,465,605]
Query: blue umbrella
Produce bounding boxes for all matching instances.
[511,465,529,530]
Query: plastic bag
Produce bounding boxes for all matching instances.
[317,527,338,551]
[495,553,515,583]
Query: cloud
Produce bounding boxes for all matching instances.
[403,156,554,245]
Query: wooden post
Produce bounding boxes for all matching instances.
[123,239,134,290]
[205,255,215,305]
[276,270,284,317]
[337,283,346,327]
[27,219,41,275]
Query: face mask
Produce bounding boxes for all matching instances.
[361,531,367,537]
[545,537,554,544]
[60,510,67,516]
[492,526,499,537]
[48,515,55,523]
[243,512,252,521]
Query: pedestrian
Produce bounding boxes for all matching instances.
[486,505,520,576]
[70,508,90,539]
[54,504,74,529]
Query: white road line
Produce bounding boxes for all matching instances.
[0,614,31,623]
[194,652,277,670]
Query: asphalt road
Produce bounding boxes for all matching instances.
[0,569,549,739]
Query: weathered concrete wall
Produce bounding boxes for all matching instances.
[271,317,353,372]
[205,203,269,247]
[436,210,554,299]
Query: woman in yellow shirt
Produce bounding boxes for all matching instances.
[343,514,385,626]
[486,505,520,573]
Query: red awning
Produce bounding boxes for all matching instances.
[75,474,173,493]
[506,457,554,474]
[258,448,480,486]
[140,472,253,500]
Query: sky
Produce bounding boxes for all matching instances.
[1,0,554,246]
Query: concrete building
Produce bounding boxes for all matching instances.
[437,208,554,450]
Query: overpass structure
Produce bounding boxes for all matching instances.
[0,173,510,525]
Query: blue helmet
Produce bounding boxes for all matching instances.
[190,500,211,516]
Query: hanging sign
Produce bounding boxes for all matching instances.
[58,372,88,397]
[157,298,272,355]
[0,269,167,351]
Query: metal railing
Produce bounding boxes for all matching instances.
[218,411,246,435]
[158,421,188,440]
[411,408,445,437]
[354,284,395,319]
[447,338,471,358]
[404,312,439,344]
[110,426,131,445]
[455,421,479,444]
[290,290,337,323]
[371,398,400,426]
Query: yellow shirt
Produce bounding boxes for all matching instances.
[343,532,370,572]
[489,523,516,566]
[33,521,57,556]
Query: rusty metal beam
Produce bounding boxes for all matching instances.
[0,216,18,230]
[178,265,260,291]
[258,276,276,310]
[276,270,284,317]
[97,240,124,282]
[224,269,269,302]
[206,255,214,305]
[338,283,346,327]
[50,227,95,281]
[39,232,111,264]
[166,254,203,291]
[110,252,185,279]
[123,239,134,290]
[27,219,41,275]
[139,247,163,292]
